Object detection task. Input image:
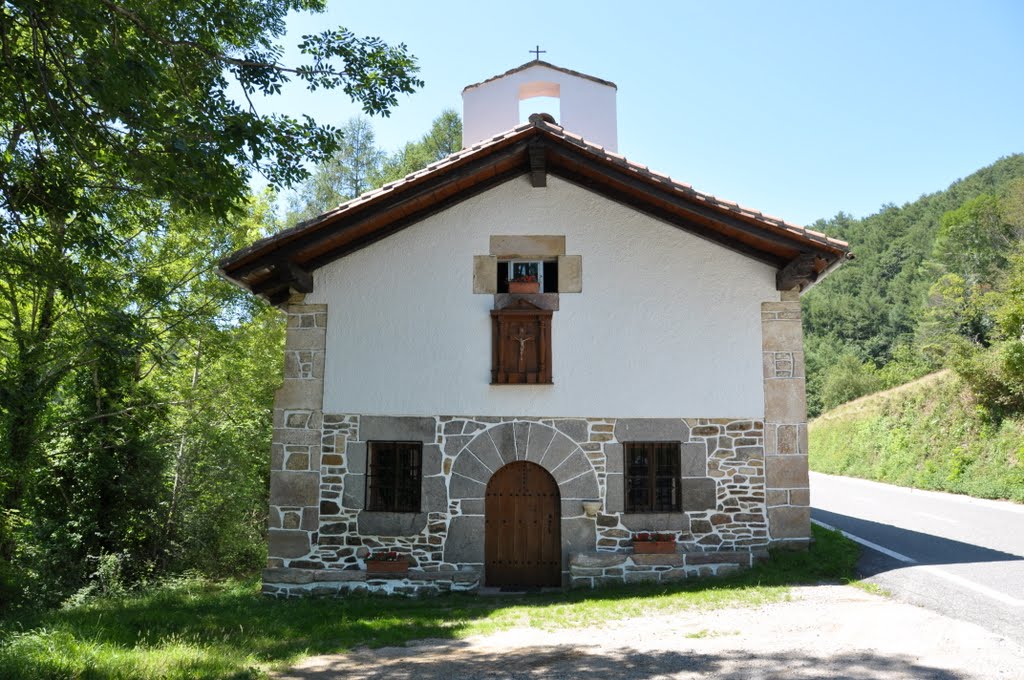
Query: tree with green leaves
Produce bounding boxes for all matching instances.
[0,1,421,605]
[933,194,1014,286]
[286,109,463,222]
[287,117,386,222]
[377,109,462,184]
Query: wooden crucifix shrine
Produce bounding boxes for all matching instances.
[490,299,553,384]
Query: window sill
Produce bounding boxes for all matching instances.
[494,292,559,311]
[357,511,427,536]
[619,512,688,532]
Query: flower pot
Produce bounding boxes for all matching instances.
[509,281,540,294]
[633,540,676,554]
[366,559,409,576]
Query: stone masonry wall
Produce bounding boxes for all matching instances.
[569,550,759,588]
[264,414,768,591]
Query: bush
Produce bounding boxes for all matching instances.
[951,340,1024,419]
[819,354,885,412]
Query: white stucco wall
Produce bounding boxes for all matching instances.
[308,176,777,418]
[463,64,617,151]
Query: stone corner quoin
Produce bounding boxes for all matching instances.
[761,298,811,547]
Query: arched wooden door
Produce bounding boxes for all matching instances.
[485,461,561,587]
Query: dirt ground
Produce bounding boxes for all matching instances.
[274,585,1024,679]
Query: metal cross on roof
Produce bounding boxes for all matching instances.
[530,45,546,60]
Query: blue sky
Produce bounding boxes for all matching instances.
[255,0,1023,227]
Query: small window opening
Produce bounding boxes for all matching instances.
[497,259,558,293]
[625,442,682,513]
[366,441,422,512]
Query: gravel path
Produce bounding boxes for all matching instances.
[275,585,1024,679]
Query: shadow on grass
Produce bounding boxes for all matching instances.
[0,526,860,679]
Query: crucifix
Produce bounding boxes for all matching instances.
[513,325,534,371]
[529,45,546,60]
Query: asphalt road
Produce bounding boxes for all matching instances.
[810,471,1024,647]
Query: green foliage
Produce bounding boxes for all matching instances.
[0,527,855,678]
[156,305,283,575]
[916,273,1000,360]
[804,154,1024,414]
[950,341,1024,420]
[810,371,1024,502]
[0,2,421,610]
[933,194,1013,286]
[991,248,1024,342]
[377,109,463,185]
[932,245,1024,421]
[286,109,463,224]
[818,354,884,413]
[287,117,386,222]
[875,342,936,391]
[0,1,421,220]
[0,193,283,609]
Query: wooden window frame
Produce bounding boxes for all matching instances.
[365,441,422,512]
[624,441,682,513]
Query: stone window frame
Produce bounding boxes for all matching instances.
[472,235,582,295]
[364,440,423,513]
[623,441,683,513]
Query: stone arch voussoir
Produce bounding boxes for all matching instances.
[450,421,598,501]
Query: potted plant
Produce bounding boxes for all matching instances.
[631,532,676,554]
[508,273,540,294]
[365,550,410,575]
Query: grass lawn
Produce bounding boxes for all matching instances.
[0,525,858,679]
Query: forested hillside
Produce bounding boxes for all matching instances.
[803,154,1024,417]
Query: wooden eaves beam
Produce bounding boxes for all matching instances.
[529,139,547,187]
[250,259,314,297]
[222,138,534,281]
[776,253,822,291]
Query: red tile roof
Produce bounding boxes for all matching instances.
[220,117,850,304]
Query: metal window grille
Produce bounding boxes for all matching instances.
[366,441,422,512]
[624,441,681,512]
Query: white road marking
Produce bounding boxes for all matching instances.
[811,519,1024,608]
[915,512,960,524]
[811,519,916,563]
[919,566,1024,608]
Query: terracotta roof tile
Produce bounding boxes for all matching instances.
[526,118,849,251]
[223,116,849,278]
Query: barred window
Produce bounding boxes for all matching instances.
[366,441,422,512]
[625,442,681,512]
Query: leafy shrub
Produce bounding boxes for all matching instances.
[951,341,1024,419]
[819,354,885,412]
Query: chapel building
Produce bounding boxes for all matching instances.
[220,60,850,596]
